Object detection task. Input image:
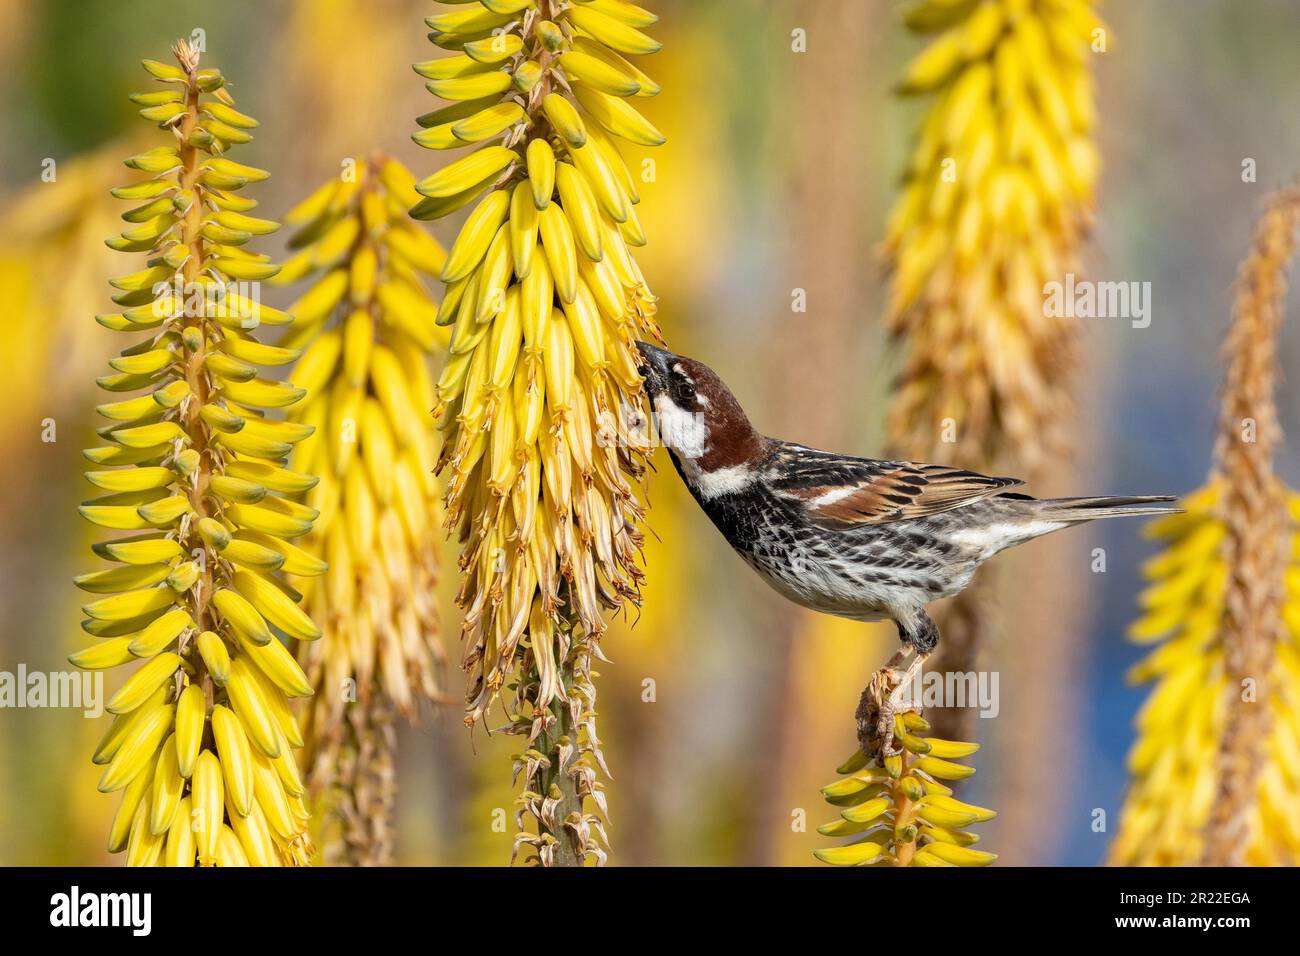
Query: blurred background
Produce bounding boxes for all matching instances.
[1,0,1299,866]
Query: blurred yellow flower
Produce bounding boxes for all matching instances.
[885,0,1102,474]
[276,155,453,865]
[1113,189,1300,866]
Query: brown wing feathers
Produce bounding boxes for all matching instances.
[780,461,1025,528]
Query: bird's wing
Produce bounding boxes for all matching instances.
[767,446,1026,529]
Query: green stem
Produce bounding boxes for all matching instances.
[538,672,585,866]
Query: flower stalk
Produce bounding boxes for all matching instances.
[74,41,320,866]
[411,0,665,864]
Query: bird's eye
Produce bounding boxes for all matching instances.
[668,372,695,407]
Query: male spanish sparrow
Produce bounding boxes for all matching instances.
[635,342,1178,747]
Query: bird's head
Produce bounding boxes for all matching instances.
[635,341,767,494]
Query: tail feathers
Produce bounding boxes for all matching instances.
[1032,495,1182,522]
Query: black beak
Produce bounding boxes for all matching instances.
[635,340,674,393]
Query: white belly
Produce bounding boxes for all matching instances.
[739,551,918,623]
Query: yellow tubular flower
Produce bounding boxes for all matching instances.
[413,0,664,865]
[276,155,452,866]
[74,40,318,867]
[816,714,996,867]
[885,0,1101,473]
[1112,190,1300,866]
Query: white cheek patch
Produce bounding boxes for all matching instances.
[653,395,706,460]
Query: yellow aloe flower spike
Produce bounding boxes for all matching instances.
[885,0,1102,474]
[1111,188,1300,866]
[413,0,664,866]
[275,154,453,865]
[74,39,320,866]
[881,0,1104,744]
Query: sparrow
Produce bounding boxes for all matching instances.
[635,342,1179,748]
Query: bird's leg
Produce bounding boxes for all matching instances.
[857,613,939,759]
[883,645,909,670]
[888,611,938,721]
[887,650,929,718]
[857,648,912,760]
[873,649,929,757]
[892,612,940,741]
